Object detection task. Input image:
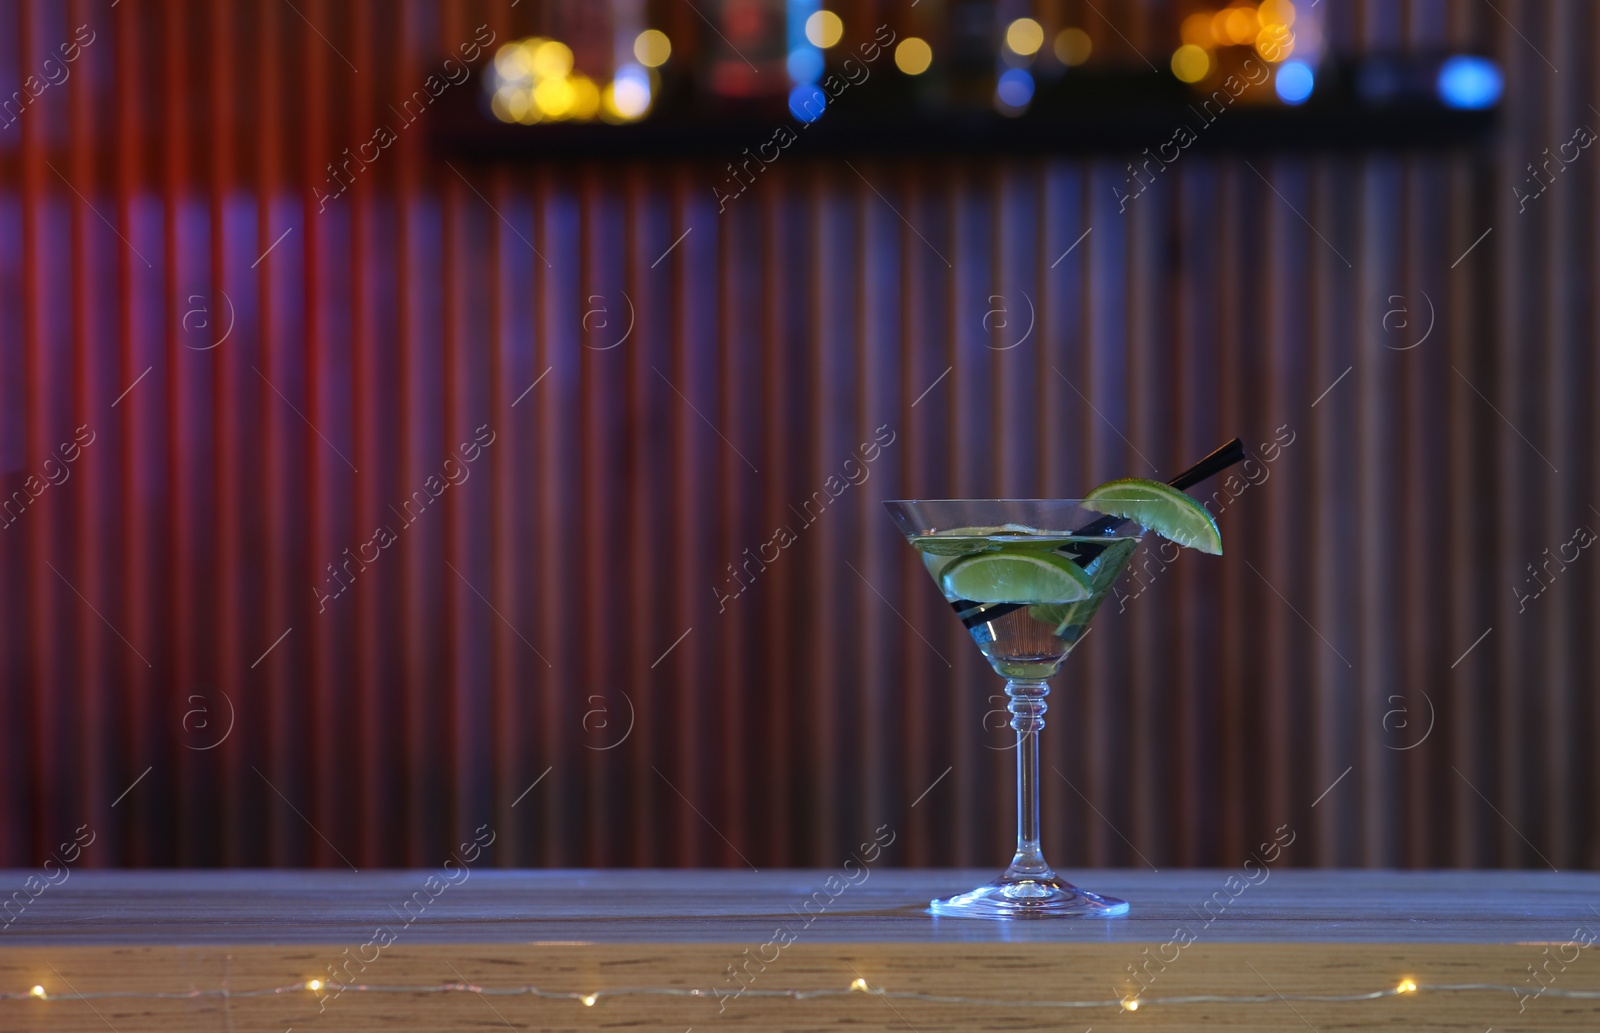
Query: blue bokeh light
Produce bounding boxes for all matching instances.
[1437,55,1503,109]
[1275,61,1314,105]
[788,83,826,122]
[996,68,1034,109]
[786,47,823,84]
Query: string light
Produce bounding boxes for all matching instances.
[10,977,1600,1011]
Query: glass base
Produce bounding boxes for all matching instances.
[930,875,1129,919]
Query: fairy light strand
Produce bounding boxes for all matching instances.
[3,978,1600,1009]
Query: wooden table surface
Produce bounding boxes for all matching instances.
[2,869,1598,1031]
[2,867,1596,945]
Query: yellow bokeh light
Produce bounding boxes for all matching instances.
[306,979,323,992]
[1054,28,1092,66]
[894,37,932,75]
[1223,6,1259,45]
[1397,979,1418,993]
[534,76,575,119]
[849,977,870,992]
[1180,12,1216,48]
[569,74,601,121]
[514,96,542,125]
[1259,0,1297,28]
[494,42,533,81]
[1005,17,1045,56]
[1171,43,1210,83]
[581,994,598,1007]
[1256,26,1294,62]
[1121,996,1140,1011]
[805,10,844,49]
[531,40,574,79]
[29,985,46,999]
[634,28,671,68]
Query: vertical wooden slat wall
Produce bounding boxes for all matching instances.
[0,0,1593,870]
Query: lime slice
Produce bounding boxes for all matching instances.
[941,551,1094,604]
[910,524,1044,556]
[1082,478,1222,555]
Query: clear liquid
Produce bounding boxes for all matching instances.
[910,533,1139,679]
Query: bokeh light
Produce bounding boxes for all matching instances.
[805,10,844,49]
[531,39,574,79]
[996,67,1034,110]
[1181,13,1217,48]
[534,74,575,119]
[1437,55,1503,109]
[494,41,534,80]
[633,29,671,68]
[609,65,652,119]
[895,37,932,76]
[1005,17,1045,57]
[1275,60,1314,104]
[1256,25,1294,62]
[1222,6,1259,45]
[789,83,826,122]
[1054,28,1092,66]
[568,74,600,120]
[787,47,824,83]
[1171,44,1211,84]
[1258,0,1297,29]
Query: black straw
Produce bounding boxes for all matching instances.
[951,436,1250,628]
[1167,437,1247,493]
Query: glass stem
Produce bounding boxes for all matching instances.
[1003,678,1054,881]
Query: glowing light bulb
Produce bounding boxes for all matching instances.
[894,37,932,76]
[1397,979,1417,994]
[1005,17,1044,57]
[581,994,598,1006]
[306,979,323,992]
[29,985,46,999]
[1122,996,1140,1011]
[849,977,869,992]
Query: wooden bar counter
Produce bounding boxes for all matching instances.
[2,869,1598,1031]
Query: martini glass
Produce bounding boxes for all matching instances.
[884,498,1149,919]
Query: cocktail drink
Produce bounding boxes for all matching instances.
[885,460,1233,919]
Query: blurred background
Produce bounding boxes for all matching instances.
[0,0,1592,872]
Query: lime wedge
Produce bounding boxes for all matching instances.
[941,551,1094,604]
[1082,478,1222,555]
